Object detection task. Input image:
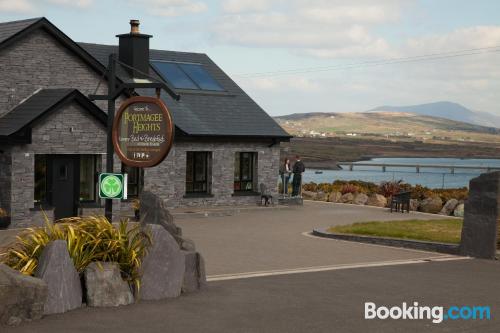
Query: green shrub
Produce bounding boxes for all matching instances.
[0,216,151,291]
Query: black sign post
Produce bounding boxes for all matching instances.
[89,55,179,222]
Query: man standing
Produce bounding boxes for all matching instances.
[292,155,305,197]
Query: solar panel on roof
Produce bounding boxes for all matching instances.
[150,60,224,91]
[178,63,224,91]
[151,61,198,90]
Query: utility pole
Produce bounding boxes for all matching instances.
[105,53,116,222]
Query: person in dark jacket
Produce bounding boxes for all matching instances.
[291,156,305,197]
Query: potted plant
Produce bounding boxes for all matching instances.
[0,208,10,229]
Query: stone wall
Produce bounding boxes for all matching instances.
[0,29,113,116]
[144,140,280,208]
[7,102,123,228]
[0,149,12,214]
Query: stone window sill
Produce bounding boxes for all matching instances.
[183,193,214,199]
[232,191,261,197]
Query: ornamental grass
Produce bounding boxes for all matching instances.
[0,215,151,291]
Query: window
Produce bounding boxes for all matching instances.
[79,155,101,202]
[122,165,144,198]
[151,61,224,91]
[234,152,257,192]
[34,155,47,204]
[186,152,212,194]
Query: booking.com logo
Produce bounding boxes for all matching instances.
[365,302,491,324]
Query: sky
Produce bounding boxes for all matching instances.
[1,0,500,116]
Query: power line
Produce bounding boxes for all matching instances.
[234,45,500,78]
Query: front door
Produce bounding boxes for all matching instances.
[50,155,78,220]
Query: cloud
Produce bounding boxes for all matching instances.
[129,0,207,17]
[46,0,93,8]
[213,0,403,59]
[222,0,274,13]
[0,0,34,13]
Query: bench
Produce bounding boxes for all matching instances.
[390,191,411,213]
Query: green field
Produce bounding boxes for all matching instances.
[328,219,463,244]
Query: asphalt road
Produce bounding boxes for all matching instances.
[4,259,499,333]
[175,201,452,276]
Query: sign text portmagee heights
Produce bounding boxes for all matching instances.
[112,96,174,167]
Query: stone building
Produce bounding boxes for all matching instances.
[0,18,290,228]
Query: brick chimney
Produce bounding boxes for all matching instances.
[116,20,151,78]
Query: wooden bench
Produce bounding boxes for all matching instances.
[390,191,411,213]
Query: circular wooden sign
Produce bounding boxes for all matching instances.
[112,96,174,168]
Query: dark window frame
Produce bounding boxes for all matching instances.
[234,152,257,192]
[79,155,101,203]
[185,151,212,194]
[122,164,144,199]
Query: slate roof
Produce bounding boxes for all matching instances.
[0,89,106,137]
[79,43,291,139]
[0,17,290,140]
[0,17,41,44]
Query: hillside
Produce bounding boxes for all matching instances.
[369,101,500,128]
[275,111,500,144]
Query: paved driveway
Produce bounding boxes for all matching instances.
[5,259,498,333]
[176,201,454,276]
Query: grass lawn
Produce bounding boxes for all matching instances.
[328,219,462,244]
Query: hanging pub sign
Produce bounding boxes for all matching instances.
[112,96,174,167]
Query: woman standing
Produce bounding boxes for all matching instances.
[279,158,292,196]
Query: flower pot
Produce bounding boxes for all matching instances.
[0,216,11,229]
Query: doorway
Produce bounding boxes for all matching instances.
[50,155,79,220]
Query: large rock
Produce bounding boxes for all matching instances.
[366,194,387,207]
[453,203,465,217]
[439,199,459,216]
[182,251,207,293]
[315,192,327,201]
[301,190,316,200]
[140,225,186,300]
[460,172,500,259]
[419,196,443,214]
[353,193,368,205]
[140,190,183,245]
[328,191,342,203]
[339,193,354,204]
[409,199,419,211]
[0,264,47,326]
[84,262,134,307]
[35,240,82,315]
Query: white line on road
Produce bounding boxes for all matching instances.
[207,256,471,282]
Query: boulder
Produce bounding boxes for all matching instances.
[315,191,327,201]
[339,193,354,204]
[419,196,443,214]
[35,240,82,315]
[0,264,47,326]
[140,225,186,300]
[439,199,459,216]
[353,193,368,205]
[366,194,387,207]
[301,191,316,200]
[140,190,183,245]
[409,199,419,211]
[453,203,465,217]
[84,262,134,307]
[181,251,207,293]
[328,191,342,203]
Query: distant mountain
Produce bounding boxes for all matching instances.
[369,101,500,128]
[275,111,500,143]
